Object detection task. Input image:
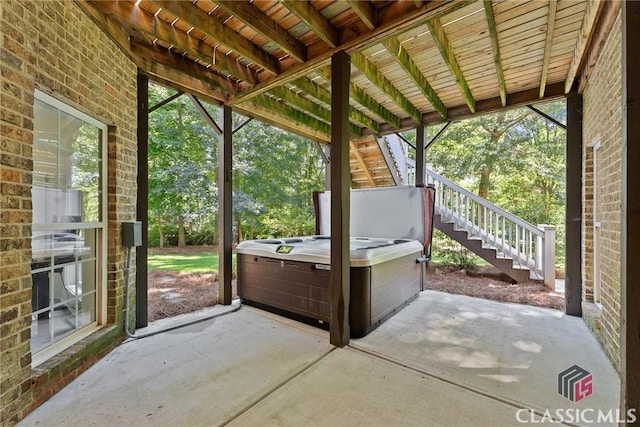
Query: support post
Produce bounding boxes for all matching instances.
[565,94,582,316]
[324,145,331,190]
[218,105,233,305]
[538,224,556,289]
[136,73,149,328]
[330,51,351,347]
[416,125,426,186]
[621,0,640,418]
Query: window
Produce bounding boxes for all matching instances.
[31,90,107,363]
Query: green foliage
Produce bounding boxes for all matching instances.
[148,252,219,273]
[147,82,325,246]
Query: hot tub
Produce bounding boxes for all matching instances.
[236,235,424,337]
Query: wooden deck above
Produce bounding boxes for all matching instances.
[79,0,603,144]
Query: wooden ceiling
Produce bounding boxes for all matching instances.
[78,0,602,144]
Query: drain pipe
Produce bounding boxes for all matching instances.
[121,222,241,341]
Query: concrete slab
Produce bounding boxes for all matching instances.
[19,307,333,427]
[352,291,620,424]
[19,292,621,427]
[229,347,525,427]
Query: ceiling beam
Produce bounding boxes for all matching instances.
[251,94,331,135]
[350,141,376,187]
[539,0,558,98]
[130,39,236,94]
[482,0,507,107]
[282,0,339,48]
[269,87,363,136]
[316,67,399,129]
[369,82,566,135]
[564,0,604,93]
[84,0,256,85]
[348,1,376,31]
[351,52,422,123]
[214,1,306,63]
[426,18,475,113]
[383,36,446,118]
[229,0,473,105]
[293,77,379,133]
[151,0,280,75]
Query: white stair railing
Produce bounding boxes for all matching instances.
[425,168,556,287]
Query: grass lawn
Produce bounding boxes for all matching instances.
[148,251,237,273]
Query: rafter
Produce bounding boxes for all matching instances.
[282,0,339,48]
[539,0,558,98]
[214,1,306,63]
[383,37,446,118]
[151,0,280,74]
[84,0,256,85]
[269,87,363,136]
[252,94,330,135]
[130,39,235,94]
[293,77,379,133]
[482,0,507,107]
[350,141,376,187]
[426,18,475,113]
[229,0,472,105]
[348,1,376,30]
[564,0,602,93]
[316,67,398,129]
[351,52,422,123]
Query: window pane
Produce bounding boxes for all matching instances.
[31,93,105,358]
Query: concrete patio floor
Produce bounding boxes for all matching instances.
[19,290,620,427]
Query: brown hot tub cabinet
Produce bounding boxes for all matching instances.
[236,236,424,337]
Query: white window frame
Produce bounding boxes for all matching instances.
[32,90,108,366]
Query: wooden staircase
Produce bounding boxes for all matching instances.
[434,212,530,283]
[426,169,556,286]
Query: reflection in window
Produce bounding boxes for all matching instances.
[31,92,106,358]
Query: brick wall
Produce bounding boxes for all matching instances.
[581,10,622,373]
[0,1,137,424]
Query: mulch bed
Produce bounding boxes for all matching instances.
[147,257,564,322]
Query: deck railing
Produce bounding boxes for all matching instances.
[423,168,556,287]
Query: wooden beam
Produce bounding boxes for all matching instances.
[84,0,257,85]
[234,103,329,143]
[230,0,473,105]
[426,18,475,113]
[415,125,425,186]
[622,0,640,416]
[149,91,184,113]
[539,0,558,98]
[370,82,566,135]
[282,0,339,48]
[351,52,422,123]
[188,94,222,136]
[350,141,375,187]
[214,1,306,63]
[577,0,621,94]
[269,87,363,136]
[348,1,376,30]
[383,37,446,118]
[330,51,351,347]
[293,78,377,133]
[137,55,228,103]
[317,67,397,129]
[152,0,280,74]
[482,0,507,107]
[565,94,582,317]
[564,0,604,93]
[136,73,149,329]
[251,95,331,136]
[218,105,233,305]
[130,39,235,94]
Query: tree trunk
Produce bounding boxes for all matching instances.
[236,216,243,243]
[178,215,186,246]
[478,165,491,199]
[157,213,165,247]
